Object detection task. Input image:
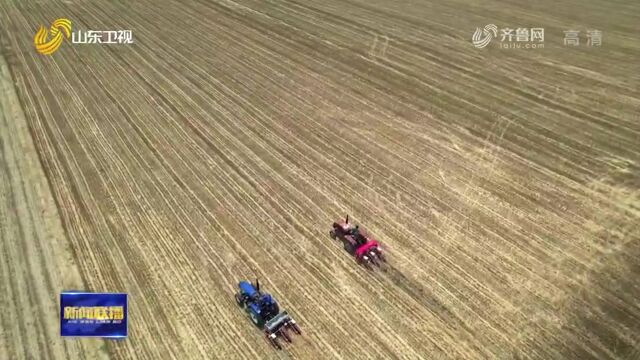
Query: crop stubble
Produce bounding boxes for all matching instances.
[0,0,638,359]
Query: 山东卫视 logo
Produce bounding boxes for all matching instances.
[33,18,72,55]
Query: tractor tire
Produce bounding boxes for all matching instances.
[250,311,264,327]
[329,230,336,239]
[344,242,354,254]
[235,293,245,308]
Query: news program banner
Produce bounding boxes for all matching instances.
[60,292,128,338]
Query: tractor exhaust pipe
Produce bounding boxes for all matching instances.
[256,278,260,293]
[346,215,349,224]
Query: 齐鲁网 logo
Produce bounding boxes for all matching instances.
[472,24,498,49]
[472,25,544,49]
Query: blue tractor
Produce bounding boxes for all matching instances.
[235,279,301,349]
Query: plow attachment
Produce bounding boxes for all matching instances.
[263,311,301,349]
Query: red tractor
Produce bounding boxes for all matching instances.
[329,215,386,269]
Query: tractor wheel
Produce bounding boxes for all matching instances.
[250,312,264,327]
[345,242,354,254]
[329,230,336,239]
[235,293,245,308]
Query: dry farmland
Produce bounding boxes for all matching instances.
[1,0,639,359]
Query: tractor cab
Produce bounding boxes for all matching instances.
[344,224,368,247]
[352,230,368,246]
[256,293,280,319]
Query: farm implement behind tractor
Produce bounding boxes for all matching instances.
[330,215,387,269]
[235,279,301,350]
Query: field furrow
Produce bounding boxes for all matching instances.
[0,0,638,359]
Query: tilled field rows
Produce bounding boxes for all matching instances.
[1,0,639,359]
[0,54,108,360]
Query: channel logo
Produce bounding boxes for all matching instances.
[60,291,127,338]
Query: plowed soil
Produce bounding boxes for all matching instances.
[1,0,639,359]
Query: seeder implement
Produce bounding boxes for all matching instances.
[330,215,387,269]
[263,311,302,349]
